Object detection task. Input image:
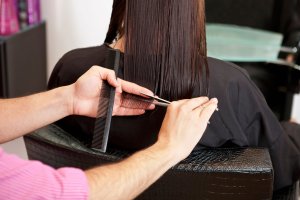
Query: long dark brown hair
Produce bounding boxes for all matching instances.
[105,0,209,101]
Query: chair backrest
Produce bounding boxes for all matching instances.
[24,124,274,200]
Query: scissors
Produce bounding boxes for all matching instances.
[140,92,171,107]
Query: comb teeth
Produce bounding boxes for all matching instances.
[92,81,115,152]
[120,93,155,109]
[92,117,106,148]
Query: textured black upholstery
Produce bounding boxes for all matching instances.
[24,124,277,200]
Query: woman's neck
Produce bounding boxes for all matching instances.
[110,37,125,52]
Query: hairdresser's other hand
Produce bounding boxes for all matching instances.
[156,97,218,163]
[70,66,154,117]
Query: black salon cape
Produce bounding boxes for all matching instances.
[48,44,300,190]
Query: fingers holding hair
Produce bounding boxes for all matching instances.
[173,96,218,124]
[171,97,209,112]
[195,98,218,124]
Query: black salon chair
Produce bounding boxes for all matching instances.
[205,0,300,121]
[24,124,299,200]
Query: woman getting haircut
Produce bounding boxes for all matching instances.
[48,0,300,191]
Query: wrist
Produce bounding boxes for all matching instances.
[57,84,75,116]
[148,139,182,167]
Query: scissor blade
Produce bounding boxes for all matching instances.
[139,92,171,104]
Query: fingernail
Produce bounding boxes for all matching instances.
[211,98,218,103]
[116,86,122,93]
[216,107,219,111]
[149,104,155,109]
[147,90,154,96]
[116,78,121,85]
[208,121,210,124]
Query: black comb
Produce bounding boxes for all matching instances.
[92,49,121,152]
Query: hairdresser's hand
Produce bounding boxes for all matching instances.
[70,66,154,117]
[156,97,218,163]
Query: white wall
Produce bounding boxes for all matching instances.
[41,0,113,77]
[292,95,300,121]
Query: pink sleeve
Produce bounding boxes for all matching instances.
[0,148,89,200]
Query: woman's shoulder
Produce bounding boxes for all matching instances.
[207,57,259,89]
[207,57,251,81]
[60,44,109,64]
[206,57,265,103]
[48,44,109,88]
